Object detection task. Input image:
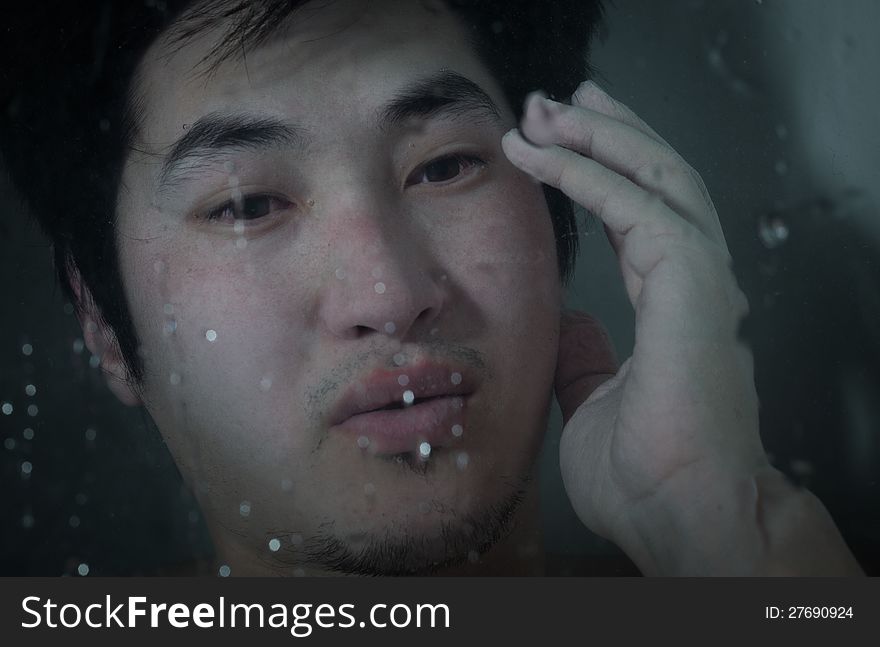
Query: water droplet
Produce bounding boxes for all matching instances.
[259,377,273,392]
[26,404,38,417]
[790,458,813,477]
[72,339,85,354]
[21,461,32,475]
[397,374,409,386]
[84,428,97,442]
[23,428,34,440]
[268,538,281,552]
[1,403,12,415]
[384,321,396,334]
[455,451,469,471]
[374,282,386,294]
[77,563,89,576]
[218,564,231,577]
[450,372,462,385]
[239,501,251,517]
[205,329,218,342]
[169,372,181,386]
[357,435,370,449]
[4,438,15,450]
[335,268,346,280]
[402,390,415,405]
[393,353,406,366]
[451,424,463,437]
[24,384,36,397]
[363,483,376,497]
[69,515,80,528]
[758,214,790,249]
[21,343,33,356]
[419,442,431,459]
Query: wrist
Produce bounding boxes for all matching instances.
[613,464,863,576]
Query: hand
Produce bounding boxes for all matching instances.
[501,82,862,575]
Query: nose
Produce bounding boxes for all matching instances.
[318,201,447,342]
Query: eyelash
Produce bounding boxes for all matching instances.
[197,153,486,224]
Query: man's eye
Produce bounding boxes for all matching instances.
[203,194,292,223]
[406,154,485,186]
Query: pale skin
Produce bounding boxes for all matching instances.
[506,83,864,576]
[76,0,861,575]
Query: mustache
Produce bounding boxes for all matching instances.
[304,339,488,424]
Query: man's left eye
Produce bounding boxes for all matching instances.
[406,154,485,186]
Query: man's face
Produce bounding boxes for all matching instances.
[116,0,562,574]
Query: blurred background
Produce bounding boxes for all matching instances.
[2,0,879,575]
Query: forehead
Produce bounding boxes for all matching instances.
[134,0,501,147]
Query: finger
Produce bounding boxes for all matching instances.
[502,128,691,245]
[555,310,619,426]
[571,80,671,149]
[519,92,726,249]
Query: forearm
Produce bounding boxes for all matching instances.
[617,465,864,576]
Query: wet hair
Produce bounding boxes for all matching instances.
[0,0,605,383]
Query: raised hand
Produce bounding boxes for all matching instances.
[502,81,862,575]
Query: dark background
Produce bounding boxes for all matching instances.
[2,0,879,575]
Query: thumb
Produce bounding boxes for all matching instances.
[555,310,619,425]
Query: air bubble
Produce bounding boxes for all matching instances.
[335,268,346,280]
[163,303,175,315]
[374,282,386,294]
[218,564,231,577]
[451,424,463,437]
[419,442,431,459]
[450,372,462,385]
[239,501,251,517]
[89,355,101,368]
[268,538,281,552]
[4,438,15,450]
[26,405,39,417]
[77,563,90,576]
[402,390,415,405]
[456,451,469,471]
[85,428,97,442]
[397,374,409,386]
[393,353,406,366]
[69,515,80,528]
[205,329,218,342]
[384,322,396,334]
[1,403,12,415]
[169,372,181,386]
[357,436,370,449]
[25,384,36,397]
[23,428,34,440]
[21,343,33,356]
[72,339,85,354]
[259,377,273,392]
[21,461,33,475]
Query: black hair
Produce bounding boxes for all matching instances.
[0,0,605,384]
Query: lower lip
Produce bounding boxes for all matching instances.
[332,395,468,456]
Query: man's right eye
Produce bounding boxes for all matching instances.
[201,194,293,224]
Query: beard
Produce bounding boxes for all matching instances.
[297,475,530,576]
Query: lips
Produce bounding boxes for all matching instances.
[328,361,473,456]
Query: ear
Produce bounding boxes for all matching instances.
[68,263,143,407]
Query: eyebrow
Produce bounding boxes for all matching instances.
[156,70,503,190]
